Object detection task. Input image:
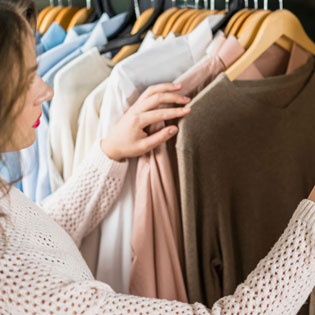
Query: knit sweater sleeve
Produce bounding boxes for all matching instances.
[20,199,315,315]
[40,141,128,247]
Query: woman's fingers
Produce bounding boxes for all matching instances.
[139,107,191,128]
[138,83,182,101]
[136,92,190,113]
[136,126,179,154]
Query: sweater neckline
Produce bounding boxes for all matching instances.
[221,56,315,109]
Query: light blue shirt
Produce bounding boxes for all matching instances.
[36,22,67,56]
[21,12,128,202]
[64,22,96,43]
[0,152,22,191]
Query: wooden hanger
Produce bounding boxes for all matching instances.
[236,10,270,49]
[237,6,292,52]
[228,9,255,36]
[152,7,179,36]
[55,4,80,30]
[112,8,155,63]
[100,0,164,56]
[170,9,199,34]
[67,7,94,31]
[224,8,247,35]
[226,9,315,81]
[186,10,216,34]
[39,5,63,34]
[181,9,202,35]
[37,5,54,30]
[161,8,189,37]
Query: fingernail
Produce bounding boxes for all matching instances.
[174,83,181,89]
[168,127,177,135]
[182,107,191,113]
[184,97,191,102]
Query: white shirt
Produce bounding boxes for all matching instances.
[48,48,112,184]
[97,15,224,294]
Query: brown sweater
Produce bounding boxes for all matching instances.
[176,56,315,314]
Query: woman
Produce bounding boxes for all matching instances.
[0,2,315,314]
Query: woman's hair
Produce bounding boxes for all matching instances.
[0,0,37,197]
[0,0,37,29]
[0,0,37,255]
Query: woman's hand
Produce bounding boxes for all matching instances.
[101,83,191,162]
[308,186,315,202]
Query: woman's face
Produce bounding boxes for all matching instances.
[6,33,53,152]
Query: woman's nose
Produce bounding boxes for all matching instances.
[36,77,54,106]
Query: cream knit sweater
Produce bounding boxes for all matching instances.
[0,142,314,314]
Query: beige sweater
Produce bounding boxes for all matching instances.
[0,141,315,314]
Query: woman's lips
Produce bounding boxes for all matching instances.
[32,113,42,128]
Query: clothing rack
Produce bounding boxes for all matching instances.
[36,0,315,39]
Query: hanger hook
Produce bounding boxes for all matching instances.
[225,0,229,11]
[184,0,188,8]
[68,0,72,6]
[151,0,155,7]
[57,0,62,6]
[210,0,215,10]
[244,0,248,8]
[279,0,283,9]
[263,0,267,10]
[254,0,258,9]
[86,0,91,9]
[49,0,54,6]
[172,0,176,7]
[133,0,141,18]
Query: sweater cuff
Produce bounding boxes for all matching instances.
[292,199,315,227]
[89,140,129,178]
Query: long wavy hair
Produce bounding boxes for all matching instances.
[0,0,37,250]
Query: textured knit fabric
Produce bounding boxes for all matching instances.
[1,183,315,314]
[97,15,223,295]
[176,56,315,313]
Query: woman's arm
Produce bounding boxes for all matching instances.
[20,198,315,314]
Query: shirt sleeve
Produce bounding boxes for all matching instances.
[19,199,315,315]
[40,140,128,247]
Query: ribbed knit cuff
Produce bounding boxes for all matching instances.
[292,199,315,227]
[89,140,129,179]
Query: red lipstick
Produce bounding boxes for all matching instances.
[32,113,42,128]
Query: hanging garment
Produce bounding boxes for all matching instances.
[47,12,128,192]
[0,152,22,191]
[137,30,176,53]
[36,22,67,56]
[130,30,307,303]
[48,48,112,184]
[176,56,315,311]
[64,22,97,43]
[73,76,113,172]
[97,14,224,295]
[131,120,187,301]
